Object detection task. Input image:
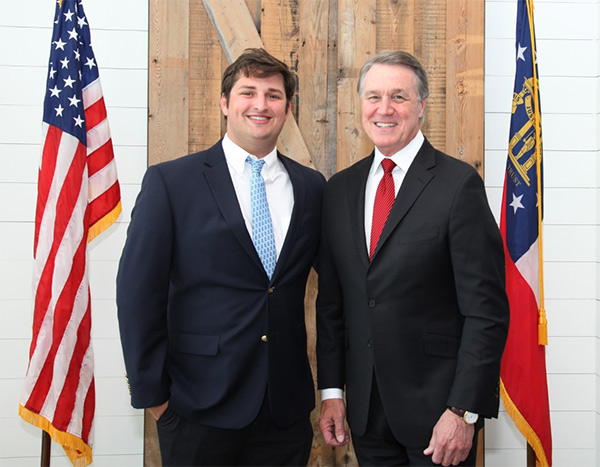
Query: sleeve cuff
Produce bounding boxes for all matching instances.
[321,388,344,401]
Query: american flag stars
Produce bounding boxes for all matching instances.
[45,2,98,144]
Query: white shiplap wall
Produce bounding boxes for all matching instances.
[0,0,147,465]
[484,1,599,466]
[0,0,598,466]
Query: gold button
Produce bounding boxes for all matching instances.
[261,335,268,342]
[268,287,275,294]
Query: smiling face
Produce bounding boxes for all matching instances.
[220,72,290,158]
[360,63,426,157]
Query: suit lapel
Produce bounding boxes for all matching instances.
[272,154,306,280]
[371,139,436,261]
[347,155,373,268]
[203,142,265,273]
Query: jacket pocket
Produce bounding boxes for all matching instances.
[395,227,439,244]
[422,333,460,358]
[171,332,220,356]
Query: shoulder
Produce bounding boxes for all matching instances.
[326,154,372,188]
[279,153,326,187]
[146,141,223,180]
[417,140,481,185]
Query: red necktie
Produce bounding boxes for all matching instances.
[369,158,396,260]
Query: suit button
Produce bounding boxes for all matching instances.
[261,335,268,342]
[367,339,372,348]
[368,299,376,308]
[268,287,275,294]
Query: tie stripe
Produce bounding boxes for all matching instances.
[370,158,396,260]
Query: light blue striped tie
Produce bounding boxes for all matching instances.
[246,156,277,279]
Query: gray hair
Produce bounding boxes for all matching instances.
[357,50,429,101]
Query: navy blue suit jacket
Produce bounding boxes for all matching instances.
[117,140,325,429]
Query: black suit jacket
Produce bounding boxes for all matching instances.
[316,138,509,445]
[117,140,325,429]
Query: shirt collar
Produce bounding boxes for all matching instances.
[371,130,425,176]
[222,134,279,180]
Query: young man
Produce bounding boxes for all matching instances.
[118,48,325,466]
[316,50,509,466]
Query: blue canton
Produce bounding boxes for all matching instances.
[44,0,99,146]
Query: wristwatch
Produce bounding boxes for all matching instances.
[449,407,479,424]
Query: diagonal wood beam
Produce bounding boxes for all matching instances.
[203,0,314,168]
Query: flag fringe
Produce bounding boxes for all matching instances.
[538,305,548,345]
[88,200,122,243]
[499,380,549,467]
[19,405,92,466]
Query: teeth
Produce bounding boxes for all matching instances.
[249,116,268,121]
[376,123,396,128]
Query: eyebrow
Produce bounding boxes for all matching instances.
[365,88,408,95]
[237,85,284,95]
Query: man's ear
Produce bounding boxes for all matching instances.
[220,93,228,117]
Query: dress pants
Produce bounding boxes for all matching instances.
[156,392,313,466]
[352,376,479,466]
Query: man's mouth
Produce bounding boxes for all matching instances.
[375,122,397,128]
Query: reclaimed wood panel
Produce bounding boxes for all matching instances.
[336,0,377,171]
[414,0,447,151]
[147,1,486,465]
[446,0,485,175]
[298,0,331,175]
[148,0,189,164]
[377,0,414,52]
[188,0,223,153]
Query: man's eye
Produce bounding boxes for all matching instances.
[393,95,407,102]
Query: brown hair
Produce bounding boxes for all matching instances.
[221,48,296,107]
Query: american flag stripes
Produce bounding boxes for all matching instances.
[19,0,121,465]
[499,0,552,465]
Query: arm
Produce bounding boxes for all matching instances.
[445,169,510,415]
[117,165,174,409]
[423,169,509,463]
[315,185,349,445]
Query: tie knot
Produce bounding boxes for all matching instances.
[246,156,266,174]
[381,158,395,174]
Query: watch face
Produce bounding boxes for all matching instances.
[464,412,478,424]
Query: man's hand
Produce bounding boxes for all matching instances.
[423,409,474,466]
[147,400,169,421]
[318,398,350,446]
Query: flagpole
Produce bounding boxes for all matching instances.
[41,431,51,467]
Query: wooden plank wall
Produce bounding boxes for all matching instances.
[147,1,484,465]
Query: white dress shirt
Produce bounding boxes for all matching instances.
[222,134,294,258]
[363,130,424,251]
[321,130,424,402]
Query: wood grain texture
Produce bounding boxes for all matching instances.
[414,0,447,152]
[446,0,485,175]
[148,0,190,165]
[336,0,377,171]
[298,0,330,175]
[188,0,223,153]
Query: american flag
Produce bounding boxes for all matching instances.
[19,0,121,465]
[499,0,551,465]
